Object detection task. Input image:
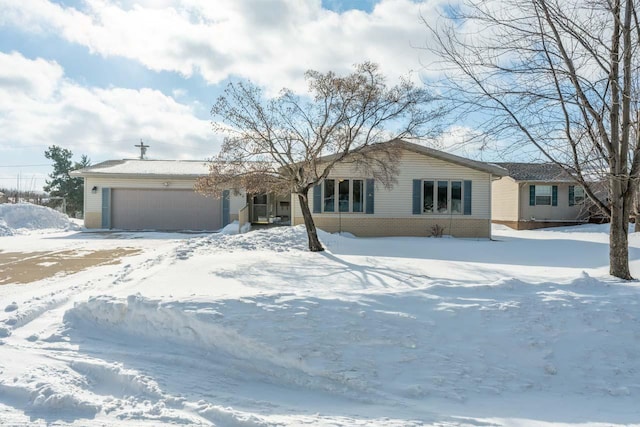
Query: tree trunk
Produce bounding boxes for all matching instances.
[609,185,632,279]
[297,192,324,252]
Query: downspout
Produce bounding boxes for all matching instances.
[489,174,493,240]
[489,173,504,239]
[518,182,524,224]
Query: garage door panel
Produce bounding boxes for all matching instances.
[112,189,222,231]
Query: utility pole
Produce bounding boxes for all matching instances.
[134,139,150,160]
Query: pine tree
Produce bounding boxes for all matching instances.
[44,146,90,216]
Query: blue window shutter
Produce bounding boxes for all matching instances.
[101,188,111,229]
[464,180,472,215]
[222,190,230,226]
[552,185,558,206]
[313,184,321,213]
[529,185,535,206]
[568,185,575,206]
[412,179,421,215]
[366,179,375,214]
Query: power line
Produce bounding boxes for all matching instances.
[0,178,47,180]
[0,164,51,168]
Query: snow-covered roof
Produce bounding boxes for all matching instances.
[72,159,212,178]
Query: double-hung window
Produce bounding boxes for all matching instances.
[323,179,364,213]
[529,184,558,206]
[422,180,463,214]
[535,185,552,206]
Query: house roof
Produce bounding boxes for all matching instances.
[71,159,211,179]
[495,162,575,182]
[72,140,508,180]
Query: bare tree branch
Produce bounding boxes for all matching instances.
[426,0,640,279]
[197,63,442,251]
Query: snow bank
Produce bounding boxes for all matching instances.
[64,295,306,374]
[179,224,311,255]
[3,223,640,425]
[218,220,251,235]
[212,224,310,252]
[0,203,79,236]
[63,274,640,409]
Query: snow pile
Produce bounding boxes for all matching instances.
[63,278,640,407]
[218,220,251,235]
[0,203,79,236]
[200,224,311,253]
[63,294,304,374]
[1,223,640,425]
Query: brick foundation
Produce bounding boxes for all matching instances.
[297,216,491,238]
[492,220,587,230]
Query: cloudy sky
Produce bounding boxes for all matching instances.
[0,0,460,191]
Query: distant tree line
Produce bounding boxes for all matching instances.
[0,188,46,205]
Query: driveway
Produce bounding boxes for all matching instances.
[0,248,141,285]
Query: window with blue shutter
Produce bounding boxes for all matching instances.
[569,185,575,206]
[365,179,375,214]
[552,185,558,206]
[412,179,421,214]
[463,180,472,215]
[529,185,536,206]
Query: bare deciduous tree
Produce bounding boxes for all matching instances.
[427,0,640,279]
[196,62,441,251]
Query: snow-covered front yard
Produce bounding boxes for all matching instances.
[1,206,639,426]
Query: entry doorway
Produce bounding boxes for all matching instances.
[252,193,269,223]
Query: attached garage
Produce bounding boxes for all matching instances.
[72,159,247,231]
[111,189,222,231]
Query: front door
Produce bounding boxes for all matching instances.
[252,193,268,223]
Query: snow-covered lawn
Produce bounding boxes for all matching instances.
[1,207,639,426]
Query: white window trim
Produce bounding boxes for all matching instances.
[422,179,465,215]
[322,178,365,214]
[534,185,552,206]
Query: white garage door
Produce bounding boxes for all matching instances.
[111,189,222,231]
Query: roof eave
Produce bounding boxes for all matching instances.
[73,172,206,180]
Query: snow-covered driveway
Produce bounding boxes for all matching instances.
[1,222,640,426]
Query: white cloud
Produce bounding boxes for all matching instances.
[434,125,495,160]
[0,51,218,161]
[0,0,446,94]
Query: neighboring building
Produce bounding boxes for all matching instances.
[492,162,590,230]
[291,140,507,238]
[0,192,6,204]
[73,140,507,238]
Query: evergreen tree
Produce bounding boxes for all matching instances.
[44,146,90,216]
